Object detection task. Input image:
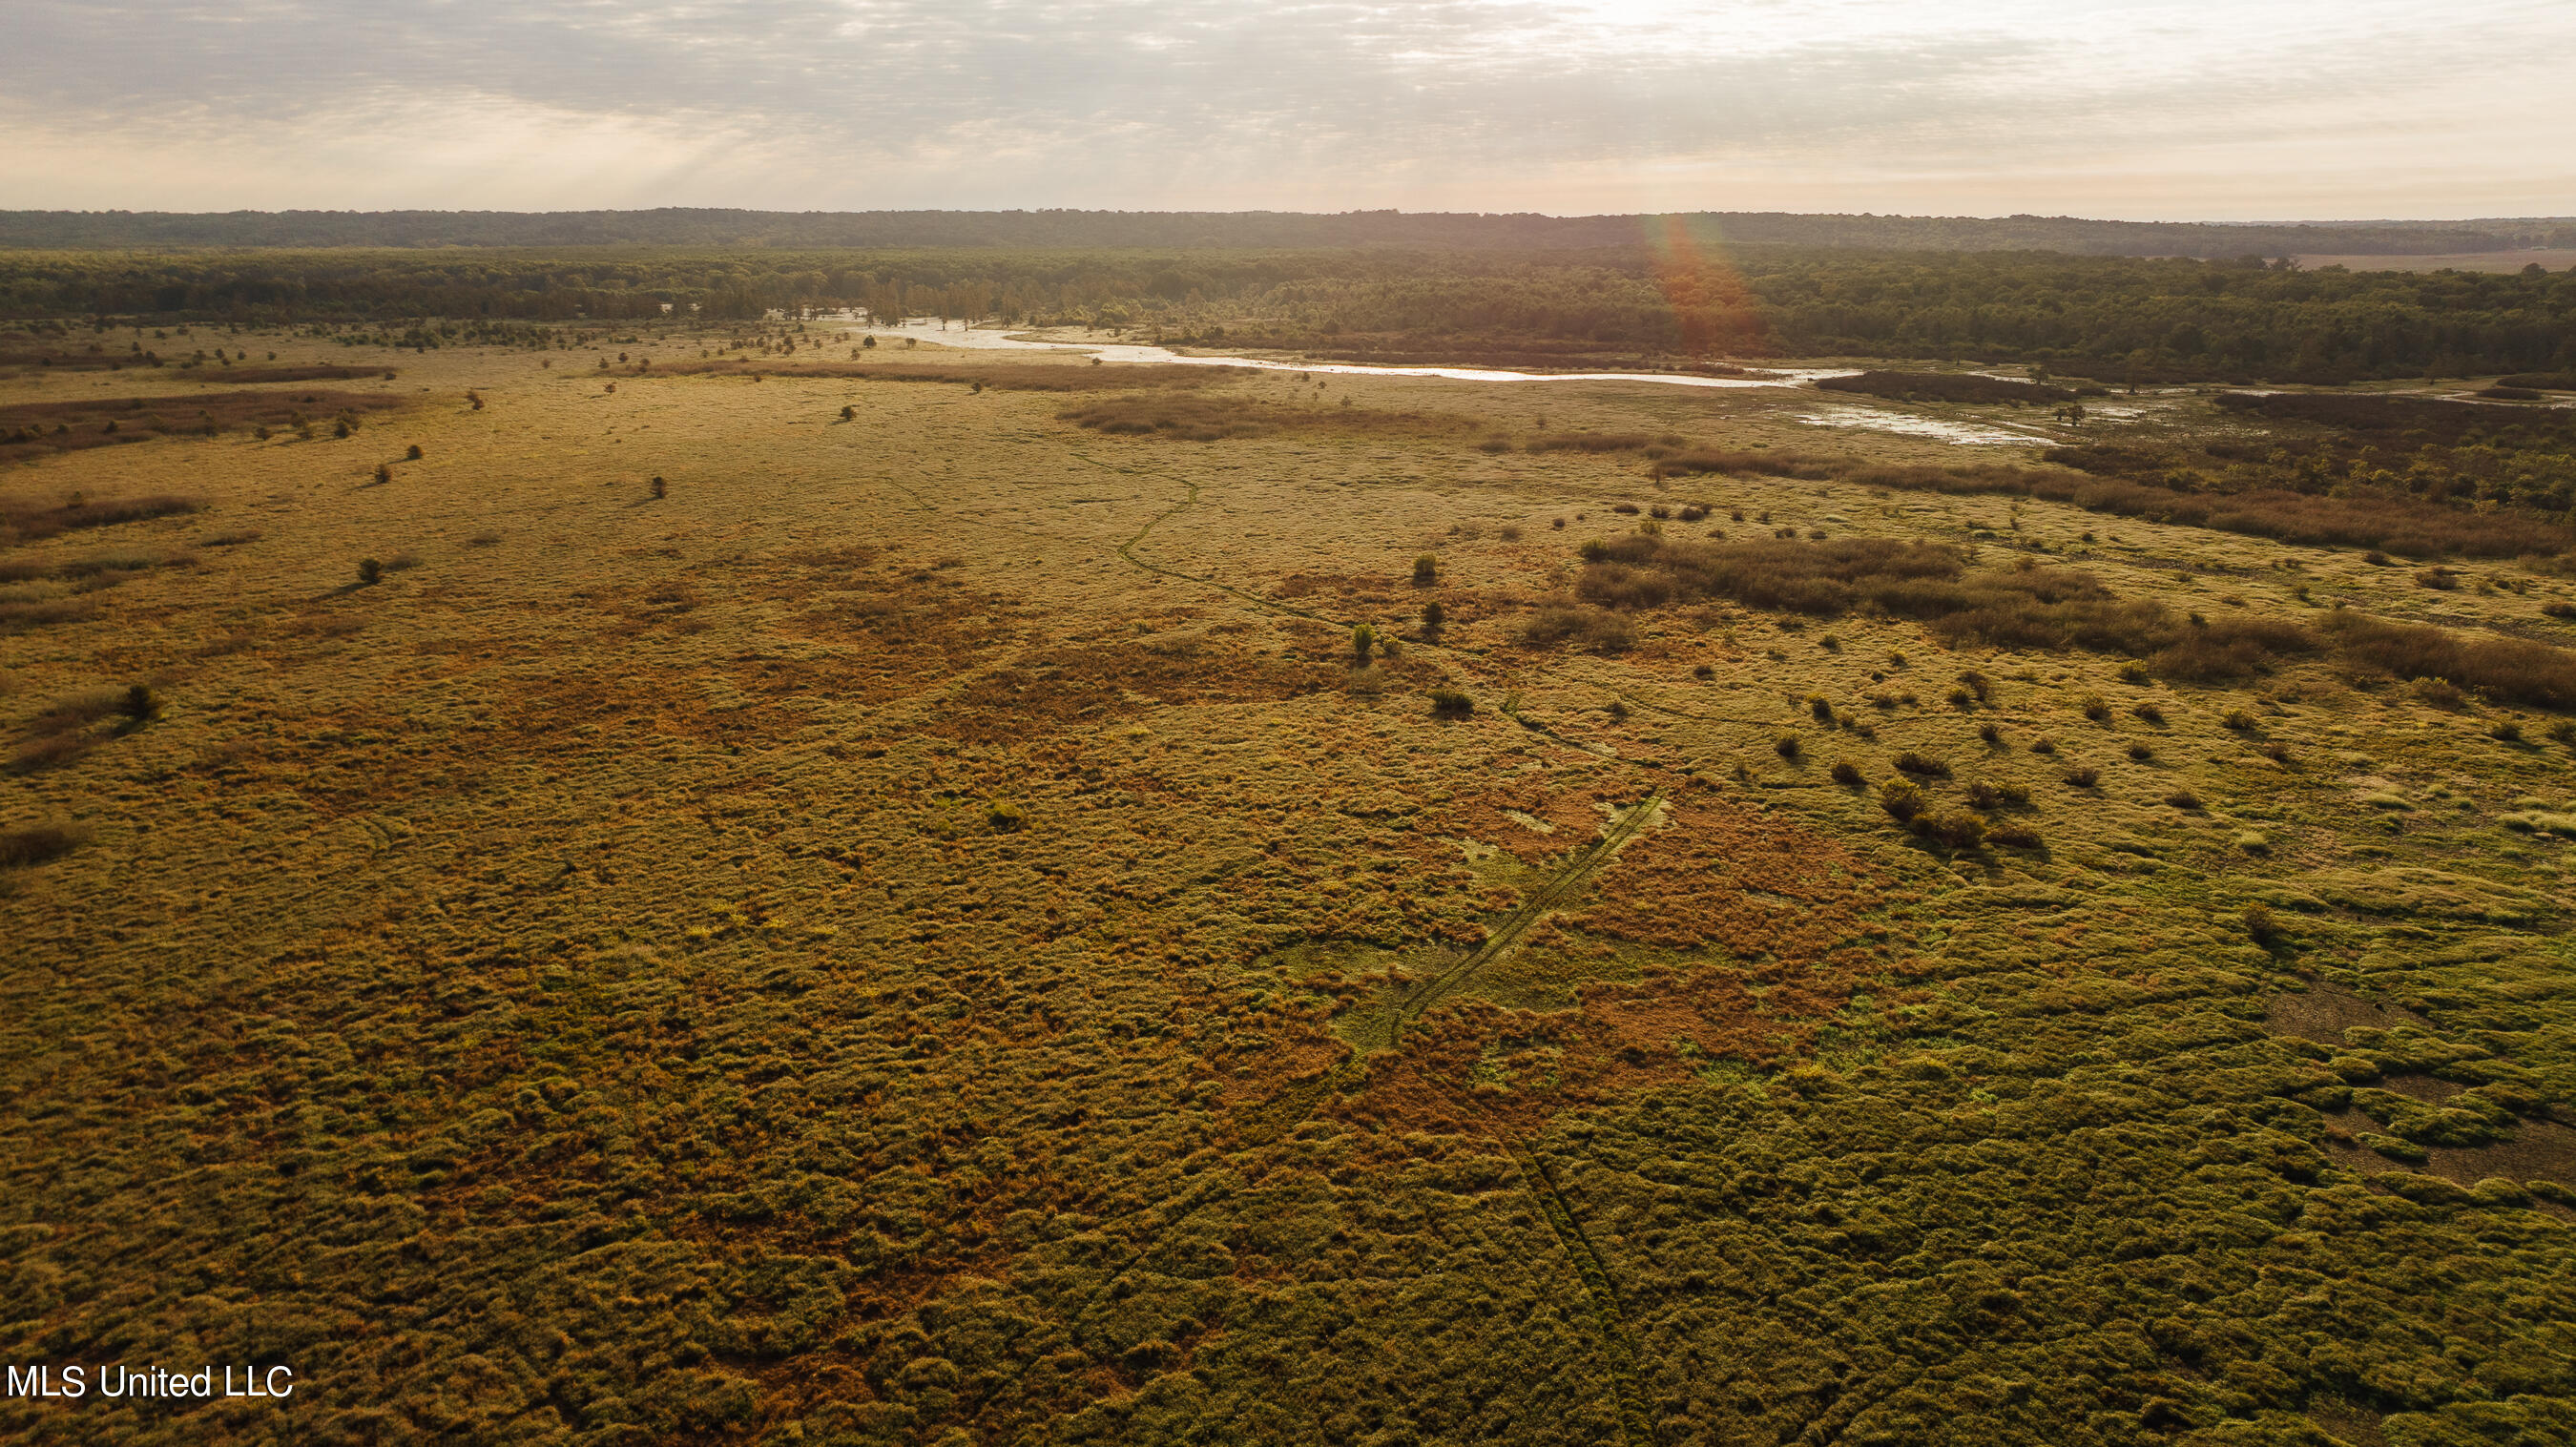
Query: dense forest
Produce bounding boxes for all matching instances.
[4,208,2572,256]
[3,246,2570,382]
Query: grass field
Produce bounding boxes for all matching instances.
[5,322,2575,1446]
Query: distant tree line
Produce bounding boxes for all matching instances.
[4,207,2571,256]
[3,246,2570,380]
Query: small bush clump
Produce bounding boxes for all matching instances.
[1879,777,1925,820]
[1830,760,1863,785]
[1429,689,1473,717]
[1892,751,1951,777]
[2064,764,2101,787]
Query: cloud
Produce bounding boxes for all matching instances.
[2,0,2569,217]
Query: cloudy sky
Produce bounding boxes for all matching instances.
[5,0,2569,220]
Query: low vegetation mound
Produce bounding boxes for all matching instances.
[654,359,1236,391]
[0,389,403,465]
[1573,533,2316,677]
[2325,611,2576,710]
[1817,370,2101,403]
[0,492,201,546]
[1060,393,1462,443]
[2213,389,2576,447]
[1524,430,1687,455]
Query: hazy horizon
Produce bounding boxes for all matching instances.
[7,1,2570,221]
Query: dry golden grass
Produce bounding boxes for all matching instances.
[7,323,2576,1445]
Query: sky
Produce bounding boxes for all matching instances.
[3,0,2570,221]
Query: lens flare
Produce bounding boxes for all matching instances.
[1648,214,1766,362]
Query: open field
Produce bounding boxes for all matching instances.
[6,321,2576,1446]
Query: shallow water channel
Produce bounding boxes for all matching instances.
[830,316,2054,446]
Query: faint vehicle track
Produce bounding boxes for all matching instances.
[1361,789,1666,1046]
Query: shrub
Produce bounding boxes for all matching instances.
[2243,903,2281,945]
[2363,550,2392,566]
[2222,708,2256,731]
[1775,734,1802,759]
[1964,780,2031,811]
[357,558,382,586]
[1422,600,1445,634]
[2064,764,2101,787]
[116,684,159,725]
[2081,694,2109,721]
[2545,602,2576,619]
[651,476,668,499]
[986,800,1027,832]
[1957,669,1992,701]
[1429,689,1473,717]
[2410,676,2468,710]
[2131,702,2165,724]
[1947,686,1976,710]
[1351,625,1377,663]
[1879,777,1925,820]
[2030,736,2056,754]
[1913,809,1987,848]
[2163,789,2203,810]
[1808,695,1834,722]
[1611,503,1640,515]
[1892,751,1951,777]
[1978,722,2001,744]
[405,444,423,461]
[1830,760,1863,785]
[0,825,80,869]
[373,463,391,485]
[2490,719,2524,742]
[2126,742,2155,761]
[1412,554,1438,587]
[2261,740,2294,763]
[1986,823,2043,849]
[2415,567,2460,590]
[840,404,856,421]
[1692,663,1714,679]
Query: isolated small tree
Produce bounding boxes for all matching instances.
[841,404,856,421]
[333,419,351,439]
[1411,554,1437,587]
[373,463,392,485]
[117,684,160,725]
[1351,625,1376,664]
[862,335,877,349]
[650,476,667,499]
[358,557,382,586]
[405,444,422,460]
[1422,600,1445,634]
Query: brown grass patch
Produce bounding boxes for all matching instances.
[926,638,1340,743]
[0,823,82,868]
